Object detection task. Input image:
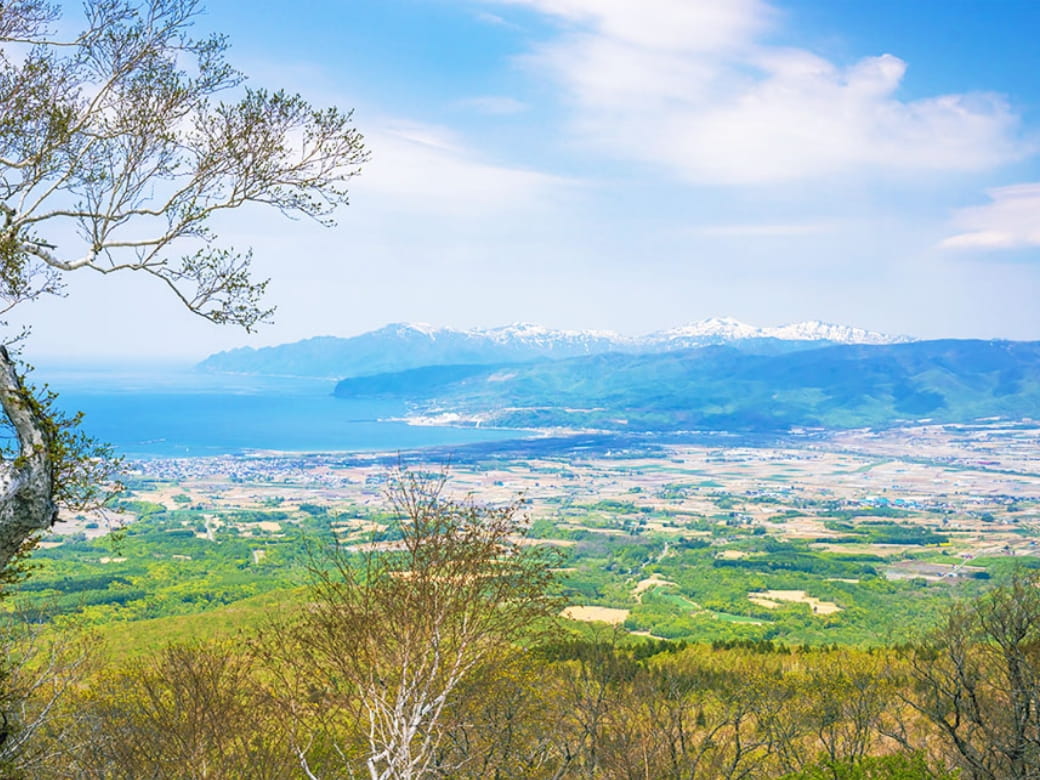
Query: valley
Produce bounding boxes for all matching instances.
[27,419,1039,650]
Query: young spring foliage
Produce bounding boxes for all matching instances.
[0,0,367,573]
[260,471,563,779]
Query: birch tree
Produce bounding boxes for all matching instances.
[280,471,561,780]
[0,0,367,570]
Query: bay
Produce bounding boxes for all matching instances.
[32,362,526,458]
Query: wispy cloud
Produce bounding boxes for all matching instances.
[475,11,513,27]
[689,222,833,238]
[940,183,1040,250]
[457,95,530,115]
[496,0,771,52]
[490,0,1030,185]
[359,120,570,216]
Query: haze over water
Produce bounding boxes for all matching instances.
[37,363,525,458]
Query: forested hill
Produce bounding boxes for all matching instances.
[333,339,1040,432]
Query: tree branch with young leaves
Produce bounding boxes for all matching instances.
[0,0,367,571]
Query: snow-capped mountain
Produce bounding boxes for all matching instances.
[765,320,912,344]
[647,317,766,345]
[369,322,621,347]
[375,318,905,350]
[482,322,623,348]
[373,321,625,355]
[647,318,910,348]
[198,318,913,378]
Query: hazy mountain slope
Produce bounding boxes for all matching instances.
[198,323,623,378]
[333,340,1040,432]
[198,319,910,378]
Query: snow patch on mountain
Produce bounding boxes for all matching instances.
[372,318,908,349]
[648,318,910,346]
[485,322,622,343]
[766,321,908,345]
[649,317,761,343]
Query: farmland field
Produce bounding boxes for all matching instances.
[16,420,1040,648]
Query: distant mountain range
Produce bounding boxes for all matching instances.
[197,322,1038,434]
[198,318,912,378]
[332,340,1040,433]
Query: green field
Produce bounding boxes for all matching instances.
[10,466,1028,649]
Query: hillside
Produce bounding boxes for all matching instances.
[333,339,1040,432]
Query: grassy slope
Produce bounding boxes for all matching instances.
[92,586,308,661]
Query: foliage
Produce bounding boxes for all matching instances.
[0,0,366,327]
[902,569,1040,779]
[0,347,122,570]
[256,470,564,778]
[0,0,366,578]
[780,753,959,779]
[1,371,121,514]
[8,543,1035,778]
[0,605,97,778]
[57,640,298,779]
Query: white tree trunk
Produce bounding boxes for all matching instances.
[0,346,56,571]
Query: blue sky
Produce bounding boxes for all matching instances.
[20,0,1040,359]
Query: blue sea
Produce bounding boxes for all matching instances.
[33,362,527,459]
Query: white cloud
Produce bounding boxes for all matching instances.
[499,0,770,53]
[211,56,562,217]
[491,0,1030,184]
[360,120,567,214]
[940,183,1040,250]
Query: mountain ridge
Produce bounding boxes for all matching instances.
[198,318,913,378]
